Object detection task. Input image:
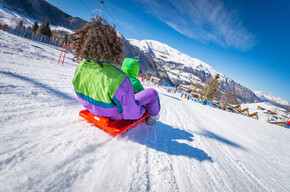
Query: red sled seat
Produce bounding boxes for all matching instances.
[79,109,149,136]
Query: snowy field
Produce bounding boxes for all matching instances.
[1,31,290,192]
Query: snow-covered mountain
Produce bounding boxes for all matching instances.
[129,39,260,103]
[0,0,86,30]
[129,39,219,80]
[120,36,173,84]
[254,91,289,109]
[0,2,74,33]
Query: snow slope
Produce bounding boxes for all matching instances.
[1,31,290,192]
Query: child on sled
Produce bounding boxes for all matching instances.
[71,19,160,123]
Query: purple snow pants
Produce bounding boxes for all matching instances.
[135,88,160,116]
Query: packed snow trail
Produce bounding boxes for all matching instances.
[0,31,290,192]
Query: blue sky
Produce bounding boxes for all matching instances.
[47,0,290,102]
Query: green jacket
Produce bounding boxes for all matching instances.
[121,58,144,94]
[72,60,126,110]
[72,60,146,120]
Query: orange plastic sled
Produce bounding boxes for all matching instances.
[79,109,149,136]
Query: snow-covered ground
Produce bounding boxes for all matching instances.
[1,31,290,192]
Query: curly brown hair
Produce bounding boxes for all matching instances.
[70,18,124,66]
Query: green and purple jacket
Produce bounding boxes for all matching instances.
[121,58,144,94]
[72,60,145,120]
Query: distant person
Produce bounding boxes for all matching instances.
[121,58,144,94]
[285,120,290,128]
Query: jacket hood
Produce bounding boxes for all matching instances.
[122,58,139,78]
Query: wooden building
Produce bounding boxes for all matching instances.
[248,112,259,120]
[150,77,160,83]
[257,106,266,111]
[241,108,249,116]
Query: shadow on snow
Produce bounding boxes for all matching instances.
[0,70,79,103]
[126,121,213,162]
[196,129,247,151]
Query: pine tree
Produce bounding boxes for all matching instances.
[39,22,45,34]
[64,34,68,43]
[39,21,52,37]
[32,21,39,32]
[45,21,52,37]
[201,74,220,100]
[18,20,24,27]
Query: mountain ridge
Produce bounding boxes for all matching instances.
[254,91,289,109]
[1,0,87,30]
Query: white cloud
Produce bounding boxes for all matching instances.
[135,0,257,51]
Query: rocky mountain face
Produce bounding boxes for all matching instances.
[129,39,261,103]
[1,0,86,30]
[120,35,173,84]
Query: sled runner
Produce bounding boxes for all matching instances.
[79,109,149,135]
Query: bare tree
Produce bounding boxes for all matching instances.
[221,88,238,109]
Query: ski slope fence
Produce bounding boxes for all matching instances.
[0,24,65,49]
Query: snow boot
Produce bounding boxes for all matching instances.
[145,114,159,125]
